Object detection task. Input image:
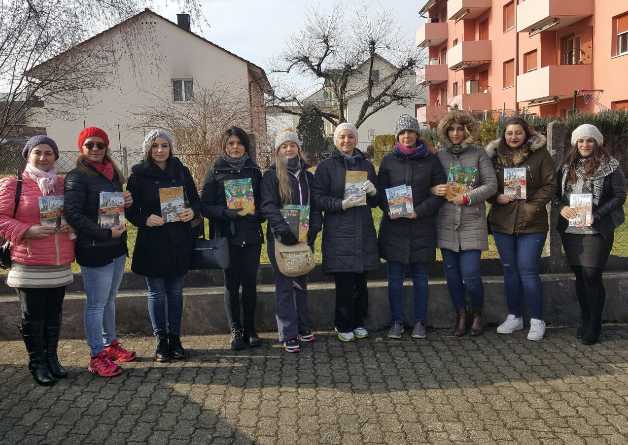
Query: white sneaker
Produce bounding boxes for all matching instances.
[527,319,546,341]
[496,314,524,334]
[337,331,355,342]
[353,327,368,339]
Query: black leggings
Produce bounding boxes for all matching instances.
[571,265,605,323]
[223,244,262,331]
[16,287,66,325]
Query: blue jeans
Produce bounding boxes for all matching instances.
[146,275,185,336]
[441,249,484,310]
[387,262,429,324]
[492,232,547,320]
[81,254,126,357]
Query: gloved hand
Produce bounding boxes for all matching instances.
[223,209,241,220]
[342,197,367,210]
[362,179,377,196]
[307,228,319,246]
[277,230,299,245]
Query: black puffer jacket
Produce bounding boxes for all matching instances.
[200,156,264,246]
[64,158,127,267]
[377,150,446,264]
[126,157,201,277]
[311,148,380,274]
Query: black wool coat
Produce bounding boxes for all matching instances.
[311,148,381,274]
[126,157,201,278]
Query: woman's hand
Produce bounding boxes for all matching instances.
[178,208,195,223]
[388,212,401,220]
[146,215,165,227]
[496,194,515,205]
[448,192,465,206]
[560,206,577,220]
[23,225,55,240]
[59,222,76,234]
[111,223,126,238]
[123,190,133,208]
[362,180,377,196]
[431,184,449,197]
[405,211,417,219]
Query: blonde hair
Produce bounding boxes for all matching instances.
[276,127,307,205]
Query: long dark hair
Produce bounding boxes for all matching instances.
[496,117,536,167]
[563,139,611,185]
[221,127,251,155]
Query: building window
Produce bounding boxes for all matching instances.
[566,108,581,118]
[479,19,489,41]
[612,100,628,110]
[562,34,581,65]
[503,2,515,32]
[173,79,193,102]
[480,70,489,92]
[617,14,628,56]
[524,50,537,72]
[441,87,448,105]
[453,82,458,96]
[441,48,447,65]
[503,59,515,88]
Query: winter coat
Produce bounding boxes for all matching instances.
[311,148,381,273]
[554,165,626,239]
[486,134,557,234]
[126,157,201,278]
[200,156,264,247]
[0,172,75,266]
[64,158,128,267]
[260,162,323,246]
[377,149,446,264]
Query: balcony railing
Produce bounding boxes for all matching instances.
[448,91,492,111]
[418,64,449,85]
[447,0,491,22]
[416,22,448,48]
[416,105,448,124]
[448,40,492,71]
[517,64,592,103]
[517,0,594,35]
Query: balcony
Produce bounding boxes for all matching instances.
[448,40,491,71]
[418,64,448,85]
[517,0,594,35]
[447,0,491,22]
[416,22,448,48]
[448,92,492,111]
[517,65,592,103]
[416,105,448,124]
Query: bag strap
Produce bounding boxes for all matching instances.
[13,172,22,219]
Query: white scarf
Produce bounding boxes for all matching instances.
[25,163,59,196]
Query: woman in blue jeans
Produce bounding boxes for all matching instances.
[126,130,201,361]
[64,127,136,377]
[486,117,557,341]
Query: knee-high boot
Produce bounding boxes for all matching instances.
[583,285,605,345]
[44,313,67,378]
[19,321,55,386]
[575,282,590,339]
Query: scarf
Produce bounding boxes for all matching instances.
[283,156,302,176]
[25,163,58,196]
[562,156,619,205]
[85,158,114,181]
[340,150,360,170]
[221,152,249,171]
[395,141,428,159]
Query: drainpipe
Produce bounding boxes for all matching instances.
[514,0,519,114]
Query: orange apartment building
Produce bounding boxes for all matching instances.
[416,0,628,126]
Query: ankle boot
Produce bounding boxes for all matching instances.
[453,307,467,337]
[469,309,486,337]
[155,334,171,362]
[575,284,590,339]
[44,314,67,378]
[19,322,55,386]
[168,333,185,360]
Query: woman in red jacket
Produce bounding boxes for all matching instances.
[0,136,76,385]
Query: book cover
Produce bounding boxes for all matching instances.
[224,178,255,216]
[504,168,527,200]
[445,165,477,200]
[569,193,593,227]
[38,196,67,232]
[386,185,414,217]
[284,204,310,242]
[159,186,186,223]
[280,208,300,239]
[344,171,368,204]
[98,192,125,228]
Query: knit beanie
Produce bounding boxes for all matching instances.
[143,129,175,155]
[333,123,359,148]
[22,135,59,160]
[275,128,301,152]
[394,114,421,141]
[78,127,109,151]
[571,124,603,147]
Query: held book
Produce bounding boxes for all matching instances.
[446,165,477,200]
[38,196,67,232]
[159,186,186,223]
[283,204,310,242]
[386,185,414,217]
[569,193,593,227]
[504,168,527,200]
[98,192,125,228]
[279,208,300,239]
[224,178,255,216]
[344,171,368,204]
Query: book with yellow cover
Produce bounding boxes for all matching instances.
[344,171,368,204]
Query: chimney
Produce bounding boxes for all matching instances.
[177,13,190,32]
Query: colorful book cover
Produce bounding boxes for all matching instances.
[38,196,67,232]
[224,178,255,216]
[504,168,527,200]
[284,204,310,242]
[386,185,414,217]
[159,186,186,223]
[98,192,125,228]
[280,208,300,239]
[569,193,593,227]
[446,165,477,200]
[344,171,368,204]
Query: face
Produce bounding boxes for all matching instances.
[504,124,526,149]
[336,130,357,154]
[28,144,55,172]
[225,135,246,159]
[399,130,418,149]
[81,136,107,162]
[577,137,596,158]
[150,137,171,164]
[278,141,299,159]
[447,123,465,145]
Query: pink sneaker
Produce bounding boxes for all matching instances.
[104,339,137,362]
[88,352,122,377]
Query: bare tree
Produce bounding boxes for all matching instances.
[264,2,426,128]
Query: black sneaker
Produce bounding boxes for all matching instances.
[284,338,300,353]
[243,329,261,348]
[168,333,185,360]
[155,334,171,362]
[230,329,245,350]
[298,330,315,342]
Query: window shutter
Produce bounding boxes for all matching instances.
[525,50,537,71]
[504,60,514,87]
[618,14,628,34]
[504,2,515,31]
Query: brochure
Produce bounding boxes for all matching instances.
[98,192,125,228]
[504,167,527,200]
[159,186,186,223]
[38,196,67,232]
[446,165,477,200]
[225,178,255,216]
[386,185,414,217]
[569,193,593,227]
[344,171,368,204]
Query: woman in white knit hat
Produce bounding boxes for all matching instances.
[553,124,626,345]
[311,122,380,342]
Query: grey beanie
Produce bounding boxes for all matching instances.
[571,124,603,147]
[22,135,59,160]
[394,114,421,141]
[333,123,359,147]
[275,128,301,152]
[143,129,174,155]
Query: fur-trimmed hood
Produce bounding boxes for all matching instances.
[436,110,479,148]
[485,133,547,158]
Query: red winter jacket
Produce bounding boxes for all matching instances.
[0,172,75,266]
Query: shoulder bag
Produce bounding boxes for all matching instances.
[0,175,23,269]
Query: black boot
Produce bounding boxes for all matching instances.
[44,314,67,378]
[19,322,55,386]
[575,283,590,340]
[583,283,605,345]
[168,333,185,360]
[243,328,261,348]
[155,334,171,362]
[230,329,245,350]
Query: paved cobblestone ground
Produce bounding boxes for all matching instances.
[2,326,628,444]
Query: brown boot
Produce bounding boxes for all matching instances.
[453,307,467,337]
[469,309,486,336]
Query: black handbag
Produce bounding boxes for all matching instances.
[0,175,23,270]
[189,220,230,270]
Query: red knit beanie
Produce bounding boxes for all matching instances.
[78,127,109,151]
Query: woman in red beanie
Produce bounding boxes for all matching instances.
[64,127,136,377]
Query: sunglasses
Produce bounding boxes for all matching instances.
[83,141,107,150]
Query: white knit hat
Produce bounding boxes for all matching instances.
[571,124,603,146]
[333,123,359,147]
[275,128,301,152]
[143,129,174,155]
